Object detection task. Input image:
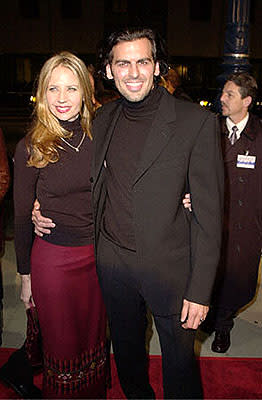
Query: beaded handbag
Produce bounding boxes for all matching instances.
[25,305,42,368]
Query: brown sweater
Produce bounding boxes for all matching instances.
[14,118,94,274]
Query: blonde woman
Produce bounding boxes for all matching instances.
[14,52,107,399]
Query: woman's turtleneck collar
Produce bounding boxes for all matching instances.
[58,115,82,133]
[121,85,163,118]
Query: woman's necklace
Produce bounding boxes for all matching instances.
[60,131,85,152]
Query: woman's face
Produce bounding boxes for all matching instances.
[46,65,83,122]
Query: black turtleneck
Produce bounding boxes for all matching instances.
[102,86,163,250]
[14,117,94,274]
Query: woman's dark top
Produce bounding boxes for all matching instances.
[14,117,94,274]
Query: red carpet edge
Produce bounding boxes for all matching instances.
[0,349,261,399]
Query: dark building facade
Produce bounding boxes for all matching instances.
[1,0,262,109]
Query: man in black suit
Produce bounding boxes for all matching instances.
[33,28,224,399]
[92,28,223,399]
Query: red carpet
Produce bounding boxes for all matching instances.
[0,349,261,399]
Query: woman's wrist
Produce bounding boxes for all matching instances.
[20,274,31,281]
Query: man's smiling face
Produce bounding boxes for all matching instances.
[106,38,160,102]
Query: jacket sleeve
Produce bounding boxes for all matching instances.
[14,139,39,274]
[185,113,224,305]
[0,128,10,202]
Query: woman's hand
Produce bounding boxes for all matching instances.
[20,274,34,309]
[182,193,192,212]
[32,199,55,236]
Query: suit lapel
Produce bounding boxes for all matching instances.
[93,90,177,188]
[221,115,256,163]
[133,91,177,185]
[92,101,122,188]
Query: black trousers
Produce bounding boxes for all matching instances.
[205,306,236,333]
[96,234,203,399]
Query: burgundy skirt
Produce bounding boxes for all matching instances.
[31,237,108,399]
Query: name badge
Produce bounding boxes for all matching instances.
[237,154,256,169]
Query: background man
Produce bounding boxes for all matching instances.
[33,28,224,399]
[209,73,262,353]
[160,67,192,101]
[184,73,262,354]
[0,128,10,343]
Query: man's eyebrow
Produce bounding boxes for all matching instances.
[114,59,130,64]
[137,57,153,62]
[114,57,153,64]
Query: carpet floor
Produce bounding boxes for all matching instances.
[0,349,261,399]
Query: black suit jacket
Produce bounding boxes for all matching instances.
[92,88,224,315]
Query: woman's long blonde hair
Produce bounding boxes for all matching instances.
[26,52,94,168]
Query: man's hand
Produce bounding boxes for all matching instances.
[20,274,34,310]
[32,199,55,236]
[182,193,192,212]
[180,299,209,330]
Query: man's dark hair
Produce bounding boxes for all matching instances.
[97,27,169,80]
[227,72,258,108]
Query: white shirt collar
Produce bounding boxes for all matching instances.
[226,113,249,139]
